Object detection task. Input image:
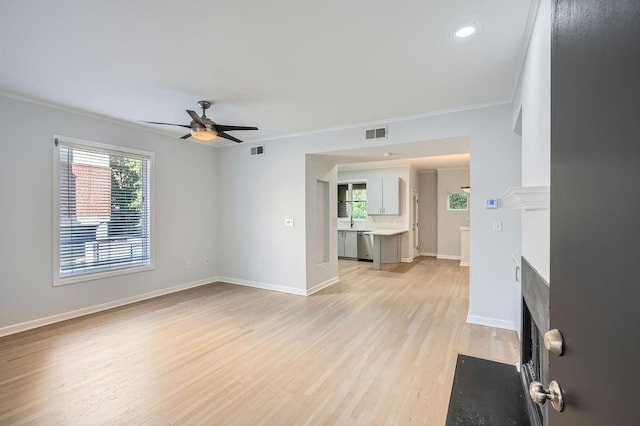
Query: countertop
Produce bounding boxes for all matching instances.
[365,229,408,236]
[337,228,408,236]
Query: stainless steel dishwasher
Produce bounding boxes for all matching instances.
[357,232,373,261]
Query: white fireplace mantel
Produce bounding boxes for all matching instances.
[500,186,550,210]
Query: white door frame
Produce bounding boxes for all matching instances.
[412,190,419,258]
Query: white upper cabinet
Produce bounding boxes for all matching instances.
[382,176,400,215]
[367,176,399,215]
[367,178,383,215]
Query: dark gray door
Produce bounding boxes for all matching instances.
[550,1,640,424]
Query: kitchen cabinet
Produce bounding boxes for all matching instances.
[366,229,407,270]
[337,230,358,258]
[460,226,470,267]
[367,176,400,215]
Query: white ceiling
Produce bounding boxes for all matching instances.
[338,153,470,172]
[0,0,533,143]
[320,136,470,171]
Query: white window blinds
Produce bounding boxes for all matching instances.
[55,138,152,283]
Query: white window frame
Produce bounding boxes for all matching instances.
[337,180,368,222]
[53,135,155,286]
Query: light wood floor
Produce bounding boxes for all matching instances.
[0,257,519,425]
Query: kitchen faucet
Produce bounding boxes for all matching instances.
[350,214,354,229]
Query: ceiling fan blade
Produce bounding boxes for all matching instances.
[217,132,244,143]
[214,124,259,132]
[180,133,192,139]
[186,110,207,127]
[140,120,191,128]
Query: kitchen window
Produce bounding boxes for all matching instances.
[53,136,153,285]
[338,182,367,219]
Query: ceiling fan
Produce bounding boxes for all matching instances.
[140,100,258,143]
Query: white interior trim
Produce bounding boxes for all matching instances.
[251,100,511,142]
[307,277,340,295]
[467,314,516,331]
[0,89,185,142]
[52,135,156,287]
[436,254,461,260]
[216,277,307,296]
[0,277,217,337]
[500,186,550,210]
[0,275,339,337]
[419,252,437,257]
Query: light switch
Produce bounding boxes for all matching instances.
[285,218,295,227]
[493,220,503,232]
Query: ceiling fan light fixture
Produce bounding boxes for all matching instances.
[191,127,218,141]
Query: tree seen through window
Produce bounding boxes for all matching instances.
[448,192,468,211]
[351,183,367,219]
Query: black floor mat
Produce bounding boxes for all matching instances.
[446,354,531,426]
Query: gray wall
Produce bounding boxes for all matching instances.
[437,168,470,258]
[418,170,437,255]
[0,95,218,331]
[1,99,522,333]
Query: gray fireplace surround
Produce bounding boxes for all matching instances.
[521,257,550,426]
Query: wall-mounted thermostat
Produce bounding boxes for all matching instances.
[486,199,498,209]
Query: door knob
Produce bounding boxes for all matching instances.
[529,380,565,412]
[544,329,564,356]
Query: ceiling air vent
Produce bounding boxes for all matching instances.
[250,145,265,156]
[365,126,387,140]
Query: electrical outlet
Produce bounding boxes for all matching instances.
[285,218,294,227]
[186,261,192,269]
[493,220,503,232]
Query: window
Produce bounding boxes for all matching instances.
[447,192,469,211]
[54,136,153,285]
[337,182,367,219]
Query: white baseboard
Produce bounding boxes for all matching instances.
[1,274,339,337]
[0,276,217,338]
[459,261,470,267]
[419,252,437,257]
[217,276,339,296]
[307,276,340,295]
[436,254,461,260]
[401,257,414,263]
[216,276,307,296]
[466,314,516,331]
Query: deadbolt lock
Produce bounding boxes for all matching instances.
[529,380,565,412]
[544,329,564,356]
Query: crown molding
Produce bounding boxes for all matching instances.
[248,99,511,143]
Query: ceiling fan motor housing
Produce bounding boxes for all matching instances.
[198,100,212,112]
[191,117,216,131]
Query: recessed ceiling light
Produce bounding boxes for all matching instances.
[455,26,476,38]
[383,152,392,157]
